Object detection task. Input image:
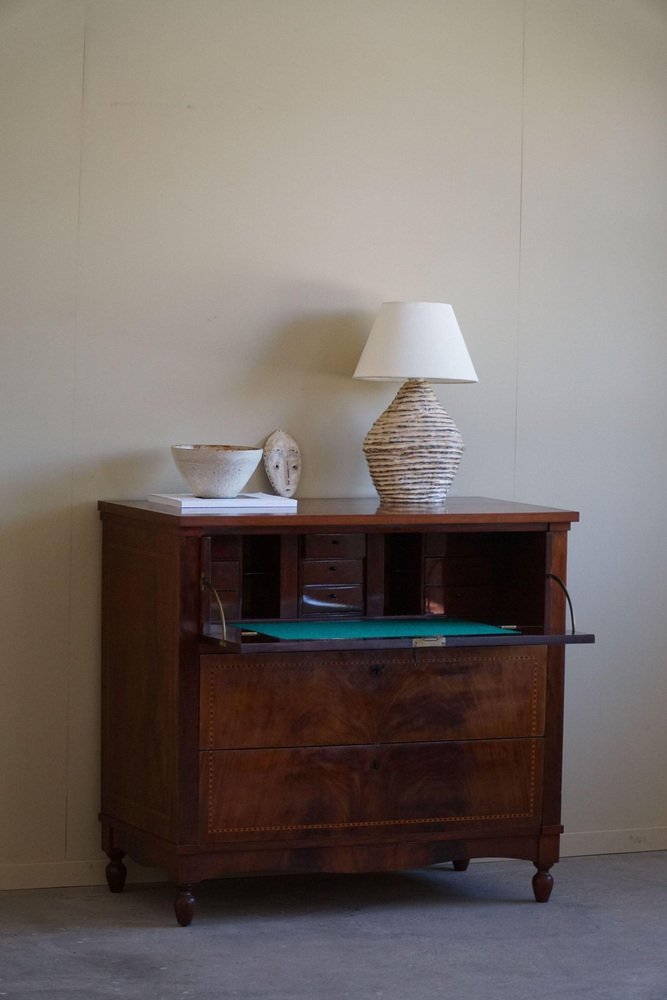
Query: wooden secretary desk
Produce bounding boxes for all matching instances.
[98,496,593,925]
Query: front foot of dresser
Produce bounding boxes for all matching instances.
[532,866,554,902]
[174,884,197,926]
[104,849,127,893]
[451,859,470,872]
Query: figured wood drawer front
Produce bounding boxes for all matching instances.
[200,651,410,749]
[385,647,546,744]
[200,739,543,841]
[303,534,366,559]
[199,647,546,750]
[301,559,364,585]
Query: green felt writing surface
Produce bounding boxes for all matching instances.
[234,618,515,641]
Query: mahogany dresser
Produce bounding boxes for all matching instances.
[98,496,592,924]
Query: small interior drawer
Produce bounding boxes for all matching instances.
[301,559,364,585]
[303,534,366,559]
[300,585,365,617]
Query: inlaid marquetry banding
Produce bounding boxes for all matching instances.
[208,668,216,748]
[531,665,540,804]
[206,651,539,674]
[208,814,538,835]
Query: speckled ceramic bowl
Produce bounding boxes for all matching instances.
[171,444,262,498]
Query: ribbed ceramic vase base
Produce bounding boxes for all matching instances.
[363,379,464,506]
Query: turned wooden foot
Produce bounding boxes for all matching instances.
[532,867,554,902]
[174,884,196,926]
[105,849,127,893]
[452,859,470,871]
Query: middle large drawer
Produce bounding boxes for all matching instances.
[199,646,547,750]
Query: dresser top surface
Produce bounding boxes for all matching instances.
[98,496,579,530]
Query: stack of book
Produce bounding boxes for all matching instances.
[147,492,297,511]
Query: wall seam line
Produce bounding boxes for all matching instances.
[514,0,527,501]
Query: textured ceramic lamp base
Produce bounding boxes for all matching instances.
[363,379,464,506]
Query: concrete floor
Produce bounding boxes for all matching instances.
[1,852,665,1000]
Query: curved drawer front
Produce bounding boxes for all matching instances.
[200,739,543,841]
[300,584,365,617]
[303,534,366,559]
[199,647,547,750]
[301,559,364,585]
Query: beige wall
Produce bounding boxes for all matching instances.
[1,0,665,889]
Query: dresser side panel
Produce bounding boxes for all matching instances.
[101,516,182,841]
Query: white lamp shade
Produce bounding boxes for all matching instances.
[353,301,478,383]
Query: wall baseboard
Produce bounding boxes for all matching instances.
[1,829,665,891]
[560,826,667,857]
[0,858,165,892]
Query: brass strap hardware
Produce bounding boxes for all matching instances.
[546,573,576,634]
[201,575,227,644]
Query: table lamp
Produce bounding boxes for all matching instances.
[353,301,478,506]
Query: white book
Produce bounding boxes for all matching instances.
[147,491,297,510]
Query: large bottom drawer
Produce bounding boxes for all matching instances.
[200,738,543,842]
